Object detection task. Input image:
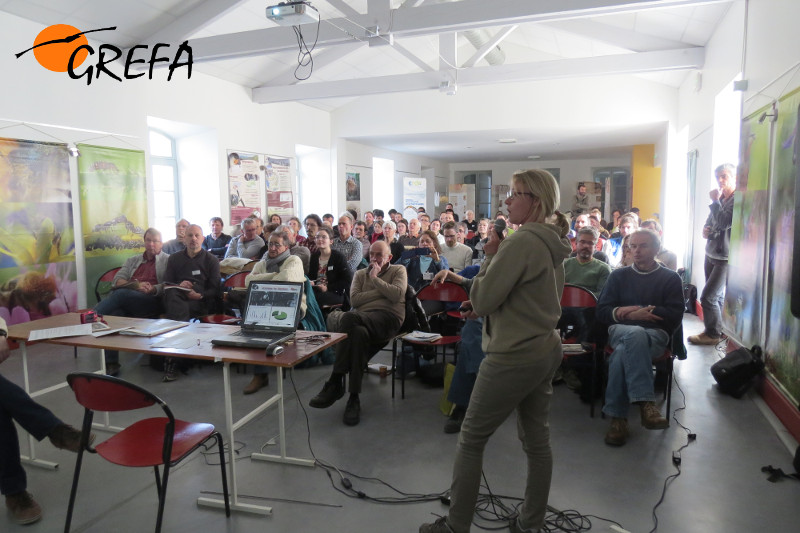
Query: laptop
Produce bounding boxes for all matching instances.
[211,280,304,349]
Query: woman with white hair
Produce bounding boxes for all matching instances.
[379,220,404,263]
[420,170,571,533]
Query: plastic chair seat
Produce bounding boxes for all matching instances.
[402,335,462,347]
[96,418,216,467]
[200,314,240,325]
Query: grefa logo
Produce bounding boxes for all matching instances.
[15,24,192,85]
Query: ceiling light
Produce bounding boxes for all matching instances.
[527,155,541,160]
[497,138,516,144]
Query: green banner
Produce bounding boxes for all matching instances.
[77,144,147,306]
[0,137,77,324]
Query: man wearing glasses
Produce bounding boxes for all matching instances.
[225,218,265,260]
[441,221,474,272]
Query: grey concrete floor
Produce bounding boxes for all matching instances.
[4,314,799,533]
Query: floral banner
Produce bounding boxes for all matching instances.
[0,138,77,325]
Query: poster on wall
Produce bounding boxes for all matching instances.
[448,184,475,221]
[78,144,148,307]
[403,177,426,221]
[228,150,263,225]
[723,110,770,347]
[492,184,510,217]
[345,171,361,220]
[0,138,77,324]
[265,156,294,219]
[765,88,800,403]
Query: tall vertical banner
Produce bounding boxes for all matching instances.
[723,111,770,347]
[265,156,294,219]
[0,138,76,324]
[228,150,263,224]
[765,89,800,403]
[402,177,426,221]
[78,144,148,307]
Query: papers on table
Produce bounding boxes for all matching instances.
[403,331,443,342]
[562,344,588,354]
[29,324,93,341]
[119,319,188,337]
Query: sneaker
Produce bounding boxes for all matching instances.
[243,373,269,395]
[343,395,361,426]
[419,516,455,533]
[106,362,121,377]
[639,401,669,429]
[309,377,345,408]
[604,417,629,446]
[510,516,539,533]
[5,491,42,525]
[687,332,721,345]
[48,424,93,453]
[444,406,466,434]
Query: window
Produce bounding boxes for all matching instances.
[149,130,180,237]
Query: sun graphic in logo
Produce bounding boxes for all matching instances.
[31,24,90,72]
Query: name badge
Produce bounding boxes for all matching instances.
[327,266,334,271]
[192,270,200,275]
[423,272,433,280]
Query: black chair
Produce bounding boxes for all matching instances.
[64,373,230,533]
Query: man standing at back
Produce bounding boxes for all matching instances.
[688,163,736,345]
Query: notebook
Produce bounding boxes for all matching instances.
[211,280,304,349]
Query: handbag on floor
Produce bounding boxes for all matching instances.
[710,345,764,398]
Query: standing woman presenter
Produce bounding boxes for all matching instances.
[420,169,571,533]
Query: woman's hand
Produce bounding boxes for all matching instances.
[429,248,440,262]
[483,229,501,256]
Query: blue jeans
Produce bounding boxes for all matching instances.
[0,374,63,495]
[701,257,728,338]
[447,318,485,408]
[602,324,669,419]
[95,288,161,365]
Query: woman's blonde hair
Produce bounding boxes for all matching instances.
[511,169,570,237]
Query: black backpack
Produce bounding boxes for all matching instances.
[710,345,765,398]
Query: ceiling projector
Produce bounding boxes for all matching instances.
[266,1,320,26]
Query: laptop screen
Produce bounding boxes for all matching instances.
[241,280,304,331]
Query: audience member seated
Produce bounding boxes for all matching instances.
[94,227,168,376]
[271,223,310,275]
[456,221,470,247]
[401,230,449,292]
[430,219,444,245]
[364,211,375,239]
[640,219,678,270]
[302,214,322,254]
[353,220,371,259]
[607,208,622,233]
[162,218,189,254]
[589,210,611,239]
[269,213,282,225]
[1,318,92,525]
[418,213,431,233]
[370,220,384,243]
[564,227,611,297]
[309,241,407,426]
[604,213,638,267]
[400,217,421,248]
[596,229,684,446]
[225,217,265,260]
[464,210,478,233]
[161,224,221,382]
[380,220,404,263]
[441,221,473,272]
[202,216,232,259]
[309,227,353,308]
[288,216,305,245]
[469,218,490,264]
[331,212,363,273]
[240,230,307,395]
[395,218,409,241]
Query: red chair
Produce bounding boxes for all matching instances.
[201,271,250,324]
[94,267,122,303]
[392,281,467,399]
[559,284,599,416]
[64,373,230,533]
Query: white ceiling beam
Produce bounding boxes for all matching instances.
[188,0,728,62]
[141,0,247,44]
[256,42,365,87]
[543,19,689,51]
[461,25,518,68]
[326,0,362,19]
[400,0,428,7]
[391,42,436,72]
[439,32,457,71]
[252,47,704,103]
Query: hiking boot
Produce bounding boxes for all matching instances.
[309,376,345,408]
[604,418,629,446]
[444,406,466,434]
[6,491,42,525]
[419,516,456,533]
[687,332,721,345]
[343,395,361,426]
[48,424,92,453]
[640,401,669,429]
[243,373,269,394]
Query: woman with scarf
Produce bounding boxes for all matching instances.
[240,229,306,395]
